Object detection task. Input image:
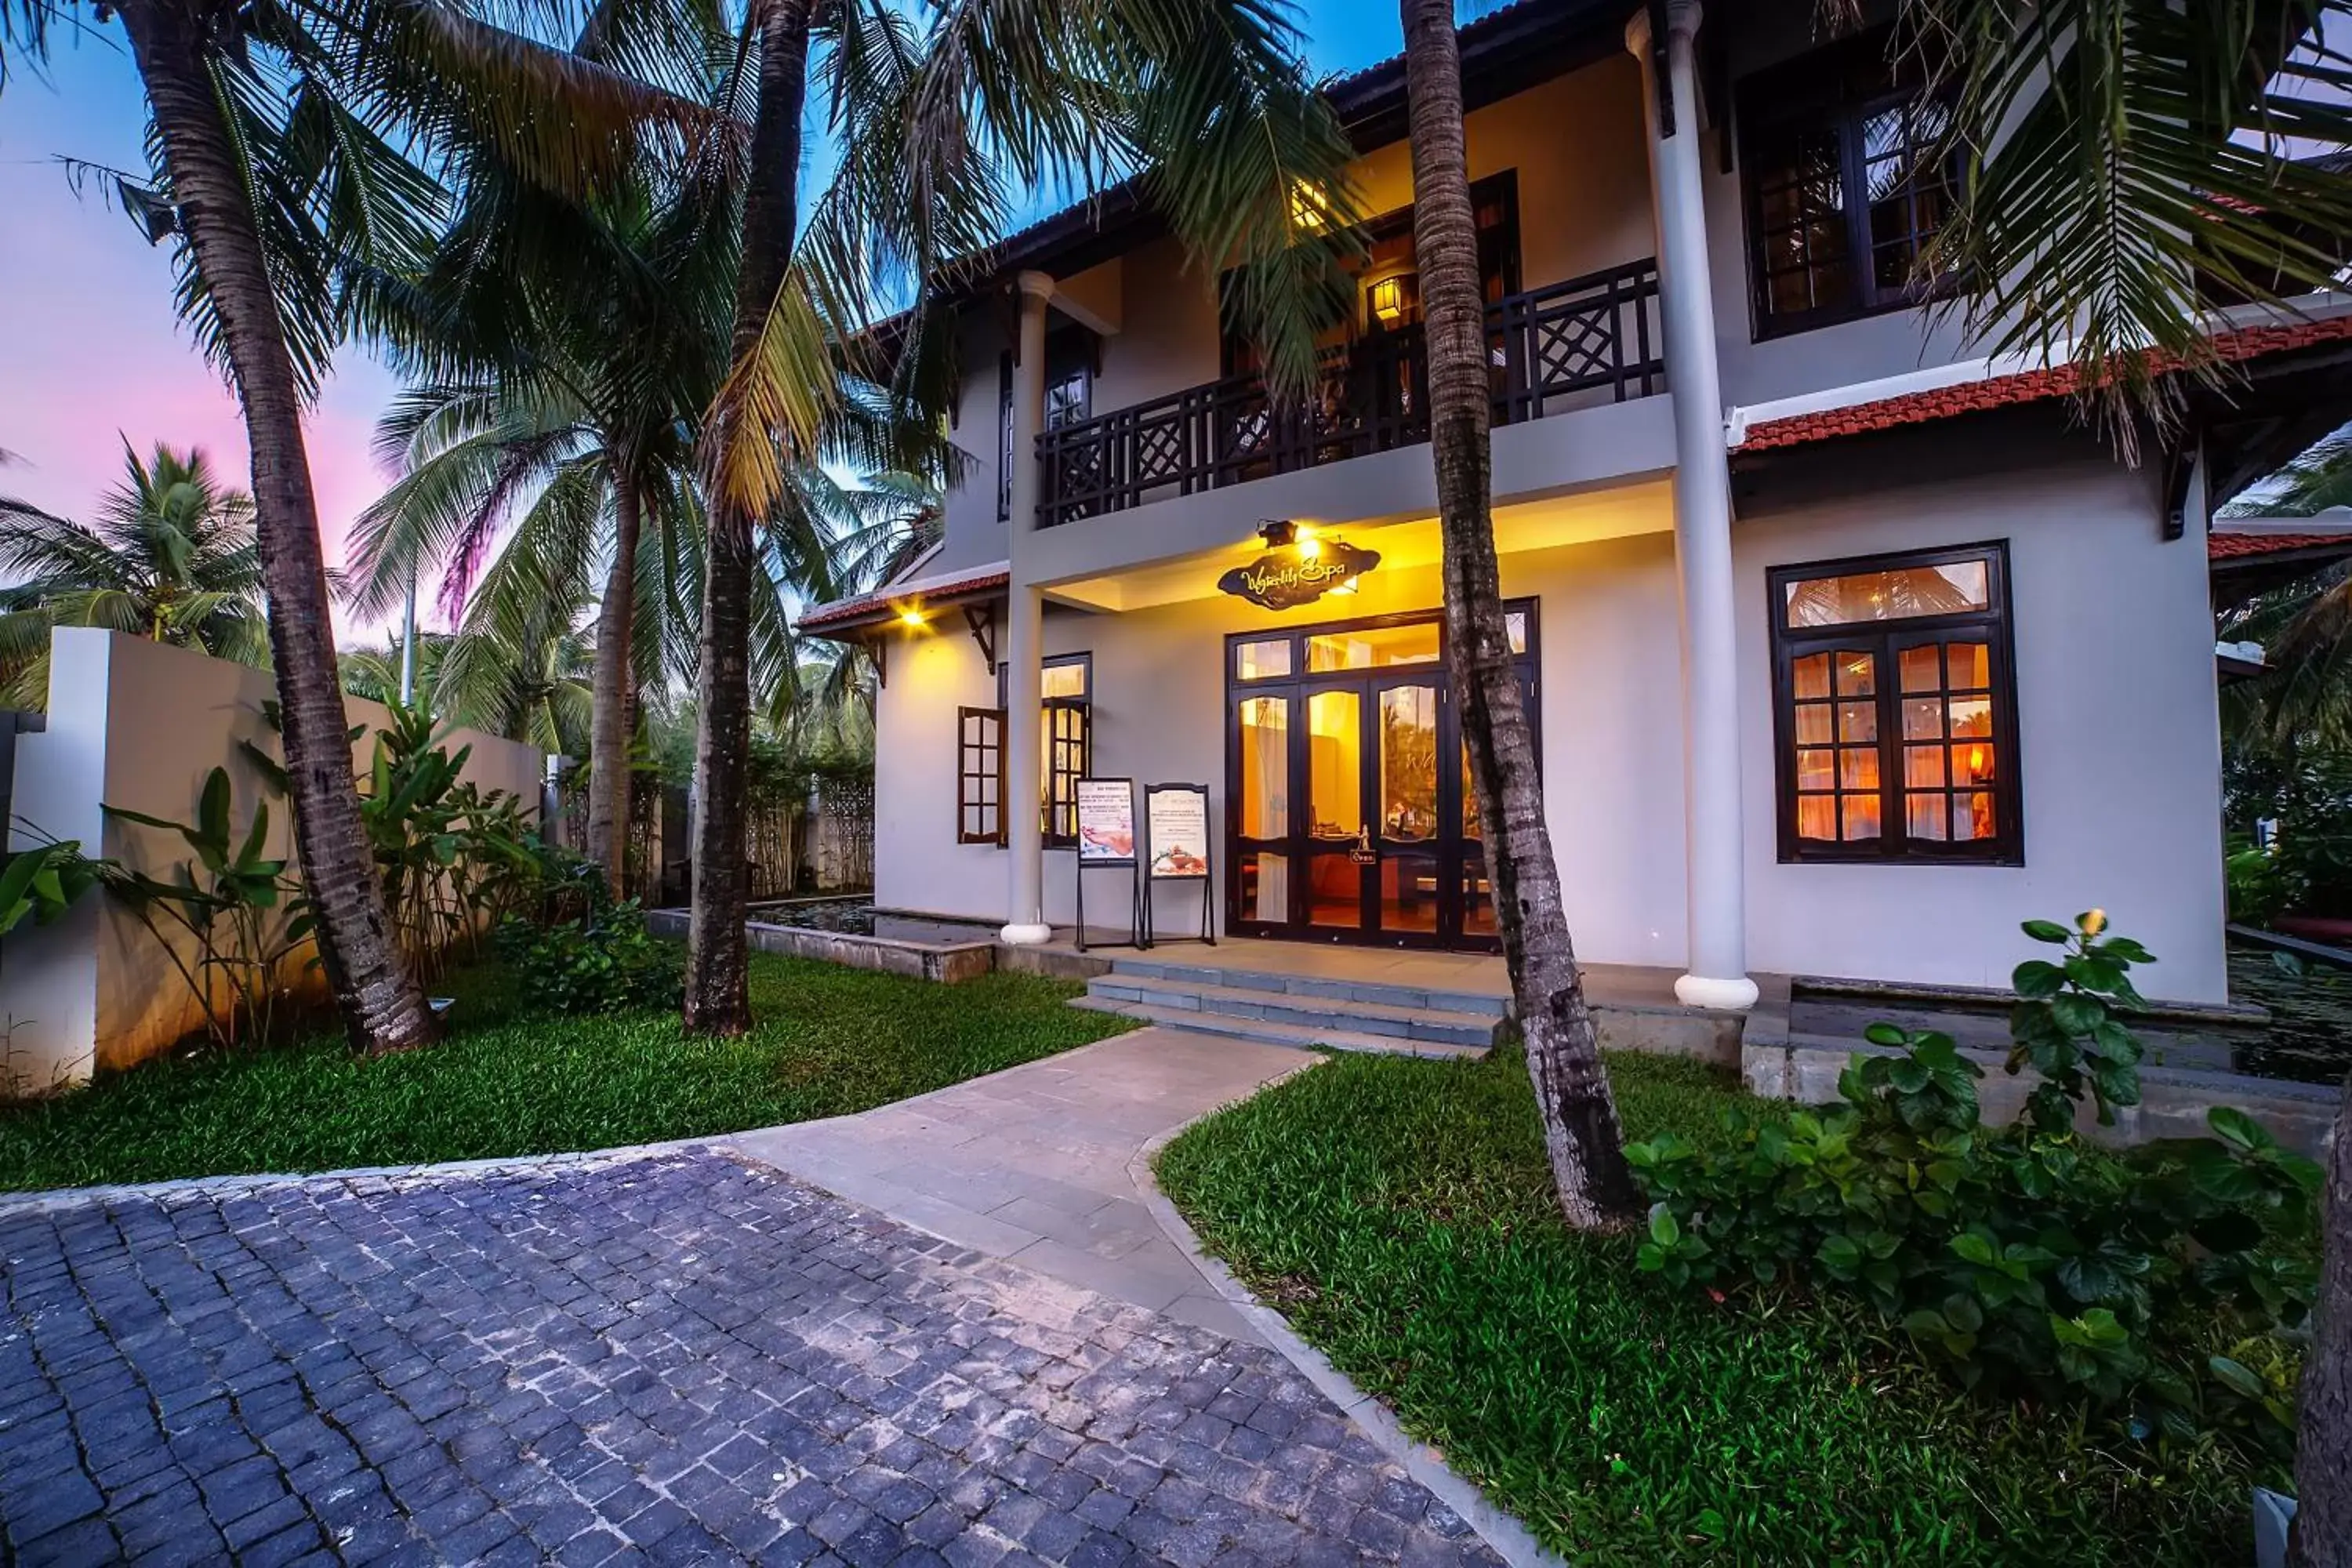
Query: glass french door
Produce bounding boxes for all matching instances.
[1227,604,1538,949]
[1250,673,1450,945]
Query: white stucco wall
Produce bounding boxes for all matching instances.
[1,629,548,1090]
[874,443,2229,1004]
[1733,446,2228,1001]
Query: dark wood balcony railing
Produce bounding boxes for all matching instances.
[1036,259,1665,528]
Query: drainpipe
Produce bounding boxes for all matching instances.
[1000,270,1057,946]
[1629,0,1758,1011]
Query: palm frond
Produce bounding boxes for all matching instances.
[1911,0,2352,435]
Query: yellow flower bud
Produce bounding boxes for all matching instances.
[2081,908,2107,937]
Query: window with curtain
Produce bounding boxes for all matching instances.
[1769,543,2020,864]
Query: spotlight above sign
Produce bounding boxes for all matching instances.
[1217,521,1381,612]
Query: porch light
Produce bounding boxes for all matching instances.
[896,605,928,629]
[1370,275,1406,325]
[1290,181,1334,234]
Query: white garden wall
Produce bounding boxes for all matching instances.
[0,629,547,1092]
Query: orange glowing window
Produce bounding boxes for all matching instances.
[1771,546,2016,863]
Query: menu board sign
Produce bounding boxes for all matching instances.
[1075,779,1137,864]
[1145,786,1210,880]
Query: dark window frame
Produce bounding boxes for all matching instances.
[1738,29,1958,340]
[997,652,1094,848]
[956,706,1007,846]
[998,332,1095,522]
[1768,541,2024,866]
[1044,698,1089,848]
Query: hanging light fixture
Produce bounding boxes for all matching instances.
[1370,275,1406,325]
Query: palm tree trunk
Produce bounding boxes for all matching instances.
[586,473,641,899]
[114,2,440,1053]
[684,0,814,1034]
[1400,0,1637,1229]
[116,0,437,1055]
[2295,1081,2352,1566]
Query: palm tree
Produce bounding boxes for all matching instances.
[1396,0,1639,1229]
[347,20,755,897]
[2,0,702,1053]
[0,441,270,706]
[681,0,1368,1032]
[2209,428,2352,750]
[351,325,724,900]
[768,463,943,735]
[342,622,596,757]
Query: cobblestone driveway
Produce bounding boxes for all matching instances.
[0,1152,1504,1567]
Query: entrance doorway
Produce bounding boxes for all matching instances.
[1225,604,1538,949]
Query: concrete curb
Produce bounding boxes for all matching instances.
[0,1135,728,1218]
[1126,1101,1569,1568]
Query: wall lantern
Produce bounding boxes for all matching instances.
[1369,275,1406,326]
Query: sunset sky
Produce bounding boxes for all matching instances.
[0,4,1406,641]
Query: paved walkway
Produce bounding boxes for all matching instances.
[726,1030,1305,1346]
[1,1150,1502,1567]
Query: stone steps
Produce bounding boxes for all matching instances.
[1098,956,1512,1017]
[1073,958,1507,1060]
[1069,996,1492,1061]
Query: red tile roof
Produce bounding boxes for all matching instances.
[2208,531,2352,561]
[797,566,1010,633]
[1739,315,2352,452]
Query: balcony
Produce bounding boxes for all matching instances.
[1036,260,1665,528]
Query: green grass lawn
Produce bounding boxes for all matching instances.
[1156,1047,2278,1566]
[0,951,1132,1192]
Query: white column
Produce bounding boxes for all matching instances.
[1000,270,1056,946]
[1630,2,1757,1011]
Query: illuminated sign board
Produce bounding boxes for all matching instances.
[1216,539,1380,612]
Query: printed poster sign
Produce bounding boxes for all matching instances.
[1076,779,1137,864]
[1145,786,1210,879]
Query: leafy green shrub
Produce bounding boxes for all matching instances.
[1627,911,2321,1449]
[0,839,102,936]
[2225,748,2352,918]
[2225,837,2295,927]
[495,899,681,1015]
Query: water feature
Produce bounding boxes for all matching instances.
[2229,936,2352,1084]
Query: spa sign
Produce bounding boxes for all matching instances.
[1217,539,1379,611]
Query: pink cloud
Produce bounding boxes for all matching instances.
[2,71,414,644]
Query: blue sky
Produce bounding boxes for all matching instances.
[0,2,1407,637]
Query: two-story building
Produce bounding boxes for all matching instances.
[801,0,2352,1009]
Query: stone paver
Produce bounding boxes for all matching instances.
[728,1030,1306,1345]
[0,1150,1502,1567]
